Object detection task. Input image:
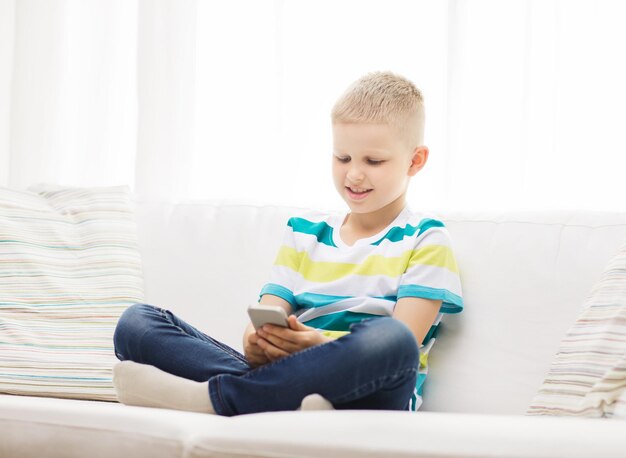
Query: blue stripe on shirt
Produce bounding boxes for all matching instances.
[302,310,382,331]
[371,218,445,246]
[259,283,296,308]
[288,218,337,247]
[397,284,464,313]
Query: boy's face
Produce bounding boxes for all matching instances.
[332,122,425,216]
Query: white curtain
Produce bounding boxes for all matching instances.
[446,1,626,211]
[1,0,138,190]
[1,0,625,211]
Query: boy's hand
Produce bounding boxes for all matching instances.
[244,329,271,368]
[256,315,332,362]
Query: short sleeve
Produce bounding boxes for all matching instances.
[259,217,302,310]
[397,224,464,314]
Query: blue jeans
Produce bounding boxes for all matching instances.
[113,303,419,416]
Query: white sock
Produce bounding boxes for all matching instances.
[113,361,215,414]
[299,393,334,411]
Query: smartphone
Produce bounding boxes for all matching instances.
[247,304,289,330]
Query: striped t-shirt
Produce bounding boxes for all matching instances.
[259,206,464,411]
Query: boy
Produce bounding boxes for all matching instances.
[113,71,464,415]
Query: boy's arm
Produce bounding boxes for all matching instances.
[257,298,439,361]
[392,297,442,346]
[242,294,293,367]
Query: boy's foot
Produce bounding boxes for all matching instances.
[113,360,215,414]
[299,393,334,411]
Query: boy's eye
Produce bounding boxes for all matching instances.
[367,159,384,165]
[335,156,350,163]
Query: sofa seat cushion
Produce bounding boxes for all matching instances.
[0,394,225,458]
[3,394,626,458]
[187,410,626,458]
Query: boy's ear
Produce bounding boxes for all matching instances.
[407,146,429,176]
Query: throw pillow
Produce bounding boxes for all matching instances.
[527,236,626,417]
[0,184,144,401]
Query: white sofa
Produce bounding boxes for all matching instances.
[2,197,626,457]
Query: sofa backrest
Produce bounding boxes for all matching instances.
[131,197,626,415]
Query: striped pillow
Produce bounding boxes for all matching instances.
[0,184,144,401]
[527,236,626,417]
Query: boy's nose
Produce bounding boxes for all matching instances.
[346,166,365,183]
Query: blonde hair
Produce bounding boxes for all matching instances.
[331,71,425,148]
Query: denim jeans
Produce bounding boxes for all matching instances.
[113,303,419,416]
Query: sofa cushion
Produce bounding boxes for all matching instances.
[3,394,626,458]
[0,184,144,401]
[527,235,626,417]
[0,394,225,458]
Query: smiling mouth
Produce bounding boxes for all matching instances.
[346,187,373,200]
